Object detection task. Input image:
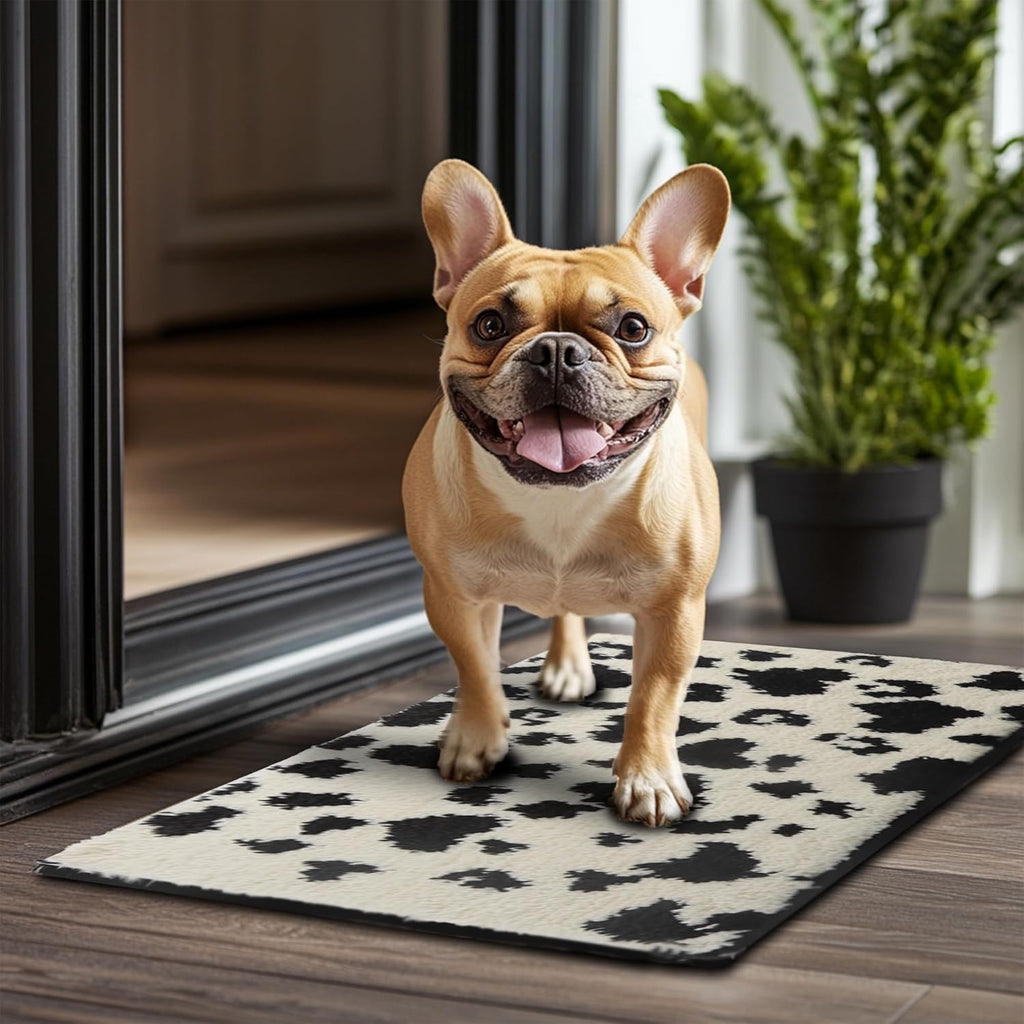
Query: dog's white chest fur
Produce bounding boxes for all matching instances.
[443,426,658,617]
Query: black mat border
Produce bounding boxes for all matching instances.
[35,653,1024,968]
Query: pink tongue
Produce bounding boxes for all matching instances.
[516,406,607,473]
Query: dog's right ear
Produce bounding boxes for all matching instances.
[422,160,514,310]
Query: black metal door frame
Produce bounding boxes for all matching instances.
[450,0,613,249]
[1,0,122,742]
[0,0,612,821]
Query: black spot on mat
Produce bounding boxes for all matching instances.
[951,734,1002,747]
[235,838,310,854]
[380,701,453,727]
[1002,704,1024,723]
[508,800,600,819]
[478,838,528,855]
[773,824,809,836]
[509,706,560,724]
[764,754,803,773]
[679,814,761,834]
[302,860,379,882]
[676,718,718,737]
[816,733,900,756]
[318,734,374,751]
[591,641,633,659]
[685,682,728,703]
[146,806,240,837]
[265,792,356,811]
[695,656,720,669]
[854,699,982,734]
[586,758,614,769]
[300,816,369,835]
[501,683,533,699]
[733,666,850,697]
[370,744,438,770]
[196,779,258,801]
[382,814,502,852]
[588,715,624,744]
[583,899,704,945]
[701,909,778,952]
[733,708,811,728]
[435,868,528,892]
[567,869,643,892]
[591,663,633,692]
[751,780,818,799]
[812,800,860,819]
[960,670,1024,692]
[569,780,613,806]
[679,737,756,770]
[857,679,937,699]
[739,649,791,662]
[594,831,643,848]
[503,761,562,780]
[634,842,768,883]
[274,758,358,779]
[836,654,892,667]
[517,730,576,746]
[861,757,969,796]
[445,784,513,806]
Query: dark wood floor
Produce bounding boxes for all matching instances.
[2,594,1021,1023]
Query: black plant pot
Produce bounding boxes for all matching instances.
[751,457,944,624]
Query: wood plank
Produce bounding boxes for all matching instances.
[892,985,1024,1024]
[0,940,602,1024]
[0,927,926,1024]
[0,990,186,1023]
[751,865,1024,994]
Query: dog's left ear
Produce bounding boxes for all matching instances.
[620,164,731,316]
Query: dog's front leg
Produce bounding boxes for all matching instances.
[423,574,509,782]
[611,602,704,826]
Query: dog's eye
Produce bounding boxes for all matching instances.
[472,310,507,343]
[615,314,650,346]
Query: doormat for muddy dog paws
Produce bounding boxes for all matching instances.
[38,636,1022,965]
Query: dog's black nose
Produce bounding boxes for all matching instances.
[521,333,593,370]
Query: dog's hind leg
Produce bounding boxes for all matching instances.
[538,614,596,702]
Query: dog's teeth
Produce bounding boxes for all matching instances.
[598,422,615,439]
[512,420,525,438]
[498,420,514,439]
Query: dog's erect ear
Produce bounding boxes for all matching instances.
[619,164,731,317]
[422,159,515,310]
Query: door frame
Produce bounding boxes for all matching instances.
[0,0,615,822]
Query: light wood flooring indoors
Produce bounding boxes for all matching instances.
[3,310,1022,1022]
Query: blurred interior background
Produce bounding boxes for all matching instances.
[121,0,1023,606]
[121,0,447,597]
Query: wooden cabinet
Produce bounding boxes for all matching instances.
[123,0,447,334]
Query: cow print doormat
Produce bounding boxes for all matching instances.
[38,637,1023,965]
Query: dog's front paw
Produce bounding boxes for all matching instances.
[538,652,596,702]
[611,759,693,827]
[438,712,509,782]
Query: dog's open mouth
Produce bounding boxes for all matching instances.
[451,392,670,474]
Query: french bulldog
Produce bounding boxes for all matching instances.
[403,159,730,826]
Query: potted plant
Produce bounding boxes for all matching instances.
[660,0,1023,623]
